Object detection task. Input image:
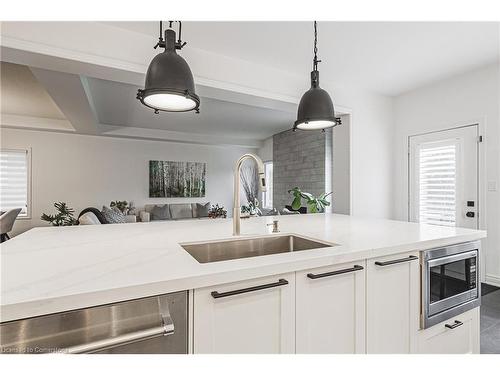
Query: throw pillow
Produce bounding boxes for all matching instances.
[151,204,170,221]
[101,206,125,224]
[196,202,211,217]
[78,212,101,225]
[169,203,193,219]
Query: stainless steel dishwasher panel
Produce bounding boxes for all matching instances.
[0,291,188,354]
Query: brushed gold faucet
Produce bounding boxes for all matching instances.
[233,154,266,236]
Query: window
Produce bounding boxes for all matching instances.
[0,149,31,218]
[417,141,457,227]
[262,161,273,209]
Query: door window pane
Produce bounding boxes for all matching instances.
[418,142,456,226]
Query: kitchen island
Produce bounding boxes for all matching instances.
[0,214,486,353]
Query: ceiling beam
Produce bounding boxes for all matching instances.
[1,22,302,105]
[99,124,262,148]
[29,68,100,135]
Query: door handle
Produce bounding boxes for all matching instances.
[466,212,475,218]
[307,265,364,279]
[211,278,289,299]
[445,320,463,329]
[375,255,419,267]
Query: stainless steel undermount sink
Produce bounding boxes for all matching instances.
[180,234,335,263]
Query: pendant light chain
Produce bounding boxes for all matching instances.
[313,21,320,71]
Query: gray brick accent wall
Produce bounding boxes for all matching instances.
[273,128,332,211]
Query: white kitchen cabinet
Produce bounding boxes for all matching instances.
[193,273,295,354]
[296,261,366,353]
[416,307,480,354]
[366,251,420,353]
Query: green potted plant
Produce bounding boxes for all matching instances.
[288,187,332,213]
[41,202,78,226]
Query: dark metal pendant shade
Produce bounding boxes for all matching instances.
[294,71,339,131]
[294,21,340,131]
[137,26,200,113]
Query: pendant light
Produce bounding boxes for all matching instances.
[137,21,200,113]
[294,21,340,131]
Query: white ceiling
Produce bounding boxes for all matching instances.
[103,21,499,96]
[1,22,498,145]
[86,77,296,140]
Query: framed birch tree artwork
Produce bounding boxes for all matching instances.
[149,160,206,197]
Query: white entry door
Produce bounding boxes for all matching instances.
[409,125,479,229]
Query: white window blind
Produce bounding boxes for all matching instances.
[0,149,30,217]
[418,142,456,227]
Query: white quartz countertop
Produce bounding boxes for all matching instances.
[0,214,486,322]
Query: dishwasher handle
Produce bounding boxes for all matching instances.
[61,323,175,354]
[59,295,175,354]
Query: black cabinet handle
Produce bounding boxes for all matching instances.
[445,320,463,329]
[307,265,364,279]
[375,255,419,267]
[211,279,289,299]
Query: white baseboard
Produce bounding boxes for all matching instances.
[485,274,500,288]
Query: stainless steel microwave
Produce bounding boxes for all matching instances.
[421,241,481,328]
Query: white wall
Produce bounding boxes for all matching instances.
[1,128,254,236]
[332,114,351,215]
[393,63,500,285]
[257,89,394,219]
[335,89,394,219]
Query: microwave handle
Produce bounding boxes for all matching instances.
[426,250,477,268]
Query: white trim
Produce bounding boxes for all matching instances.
[485,274,500,288]
[406,120,487,282]
[337,106,354,215]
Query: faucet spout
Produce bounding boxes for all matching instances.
[233,153,266,236]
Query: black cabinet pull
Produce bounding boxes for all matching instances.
[445,320,463,329]
[375,255,418,267]
[307,265,364,279]
[211,279,289,299]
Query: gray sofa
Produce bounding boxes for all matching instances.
[140,203,211,222]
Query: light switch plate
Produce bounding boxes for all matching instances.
[488,180,498,192]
